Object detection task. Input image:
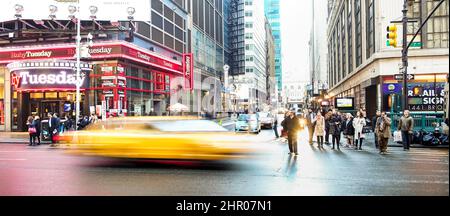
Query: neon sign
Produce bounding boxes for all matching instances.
[11,69,89,91]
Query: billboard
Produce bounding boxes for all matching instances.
[335,97,355,110]
[0,0,150,22]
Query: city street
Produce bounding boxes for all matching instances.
[0,129,448,196]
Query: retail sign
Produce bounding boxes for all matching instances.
[0,42,183,74]
[11,69,89,91]
[183,53,194,90]
[0,0,151,22]
[383,83,446,111]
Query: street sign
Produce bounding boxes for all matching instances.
[394,74,415,81]
[410,42,422,47]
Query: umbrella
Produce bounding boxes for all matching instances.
[169,103,189,112]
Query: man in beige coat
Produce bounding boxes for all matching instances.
[376,112,392,155]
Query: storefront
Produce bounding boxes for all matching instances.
[0,41,193,131]
[382,74,447,113]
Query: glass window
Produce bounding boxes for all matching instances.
[355,0,362,67]
[366,0,375,58]
[425,0,449,48]
[152,11,163,29]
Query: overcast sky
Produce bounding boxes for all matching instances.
[280,0,312,84]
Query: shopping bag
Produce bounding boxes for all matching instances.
[393,131,402,143]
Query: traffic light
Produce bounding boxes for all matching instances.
[386,24,398,47]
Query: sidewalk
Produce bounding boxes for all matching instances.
[0,132,30,144]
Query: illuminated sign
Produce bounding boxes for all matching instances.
[336,97,355,110]
[183,53,194,90]
[8,60,90,91]
[383,83,446,111]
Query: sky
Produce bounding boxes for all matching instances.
[280,0,312,84]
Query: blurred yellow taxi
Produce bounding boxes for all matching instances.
[61,117,255,161]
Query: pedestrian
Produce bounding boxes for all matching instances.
[343,113,355,148]
[329,109,342,150]
[353,111,367,150]
[47,113,57,145]
[64,115,73,131]
[26,116,36,146]
[33,116,41,145]
[398,110,414,151]
[372,111,381,149]
[314,111,325,148]
[324,110,332,145]
[273,115,280,139]
[305,109,316,144]
[284,111,301,156]
[280,111,290,142]
[376,112,392,155]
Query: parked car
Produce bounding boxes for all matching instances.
[235,114,261,134]
[257,112,275,129]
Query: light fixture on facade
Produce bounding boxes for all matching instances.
[14,4,24,19]
[68,5,77,20]
[89,6,98,20]
[49,5,58,19]
[127,7,136,20]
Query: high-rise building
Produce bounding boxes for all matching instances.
[266,18,277,107]
[265,0,283,96]
[190,0,225,115]
[327,0,449,118]
[309,0,329,98]
[229,0,267,112]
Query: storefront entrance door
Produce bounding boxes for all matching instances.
[41,101,60,117]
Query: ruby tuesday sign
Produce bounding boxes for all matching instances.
[8,61,90,91]
[0,43,183,73]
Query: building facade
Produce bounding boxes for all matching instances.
[265,17,277,107]
[265,0,283,98]
[229,0,267,112]
[327,0,449,118]
[190,0,225,115]
[309,0,329,98]
[0,0,191,132]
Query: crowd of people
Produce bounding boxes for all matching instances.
[26,113,100,147]
[275,107,419,155]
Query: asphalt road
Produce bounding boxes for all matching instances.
[0,129,448,196]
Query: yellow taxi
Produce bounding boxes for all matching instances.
[61,117,255,161]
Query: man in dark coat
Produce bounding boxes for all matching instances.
[283,111,301,156]
[329,109,342,150]
[48,113,59,144]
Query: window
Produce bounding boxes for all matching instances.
[341,8,347,77]
[355,0,362,67]
[245,22,253,28]
[245,11,253,17]
[425,0,449,48]
[164,19,174,35]
[348,0,353,73]
[152,11,163,29]
[152,0,163,14]
[366,0,375,58]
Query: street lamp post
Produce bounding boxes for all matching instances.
[75,5,81,130]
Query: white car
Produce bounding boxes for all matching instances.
[257,112,275,129]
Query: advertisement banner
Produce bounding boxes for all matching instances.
[383,83,446,111]
[183,53,194,90]
[0,0,150,22]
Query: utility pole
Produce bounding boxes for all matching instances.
[401,0,409,112]
[75,3,81,130]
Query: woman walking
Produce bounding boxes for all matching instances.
[26,116,36,146]
[353,111,367,150]
[343,113,355,148]
[314,112,326,148]
[33,116,41,145]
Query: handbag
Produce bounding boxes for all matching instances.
[28,127,37,134]
[393,131,402,143]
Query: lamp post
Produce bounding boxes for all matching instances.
[75,4,81,130]
[401,0,409,112]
